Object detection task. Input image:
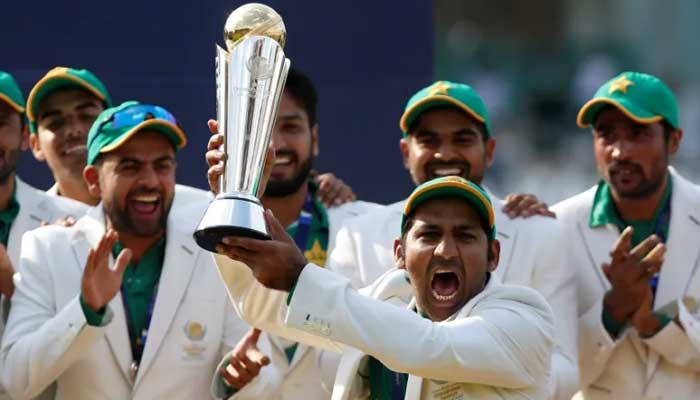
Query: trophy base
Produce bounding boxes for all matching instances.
[193,194,270,252]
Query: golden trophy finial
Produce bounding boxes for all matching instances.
[224,3,286,51]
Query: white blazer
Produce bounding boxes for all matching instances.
[552,168,700,400]
[327,193,579,399]
[0,177,87,400]
[213,252,554,400]
[222,200,382,400]
[0,204,249,400]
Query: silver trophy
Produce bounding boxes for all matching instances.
[194,3,290,252]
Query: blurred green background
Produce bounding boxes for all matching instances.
[435,0,700,203]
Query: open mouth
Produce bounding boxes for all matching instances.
[427,164,466,179]
[430,268,460,303]
[273,154,294,166]
[129,193,161,215]
[62,145,87,156]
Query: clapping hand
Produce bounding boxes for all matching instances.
[80,229,132,312]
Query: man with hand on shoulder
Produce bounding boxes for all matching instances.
[328,81,577,398]
[213,176,554,399]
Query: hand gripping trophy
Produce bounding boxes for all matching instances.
[194,3,290,252]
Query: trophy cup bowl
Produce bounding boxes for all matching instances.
[194,3,291,252]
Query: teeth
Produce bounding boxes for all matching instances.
[433,168,461,176]
[274,155,292,165]
[133,194,158,202]
[64,145,87,155]
[435,268,453,274]
[432,289,458,301]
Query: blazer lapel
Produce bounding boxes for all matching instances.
[287,342,311,372]
[576,218,618,292]
[7,179,50,266]
[135,223,197,386]
[332,348,367,400]
[70,207,135,384]
[646,172,700,378]
[654,173,700,308]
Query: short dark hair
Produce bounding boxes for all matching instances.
[284,68,318,127]
[407,105,488,142]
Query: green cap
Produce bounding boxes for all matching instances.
[0,71,26,113]
[401,176,496,239]
[27,67,112,133]
[399,80,491,137]
[577,71,679,129]
[87,101,187,165]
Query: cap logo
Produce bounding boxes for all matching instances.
[427,81,451,96]
[608,76,634,94]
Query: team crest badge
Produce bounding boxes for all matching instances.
[184,321,206,341]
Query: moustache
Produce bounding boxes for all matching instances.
[608,161,643,175]
[273,149,299,163]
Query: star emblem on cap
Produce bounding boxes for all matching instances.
[428,81,451,96]
[608,76,634,94]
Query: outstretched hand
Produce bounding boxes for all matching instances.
[81,229,132,311]
[220,328,270,390]
[216,209,307,292]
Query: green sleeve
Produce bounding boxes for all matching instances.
[80,295,108,327]
[602,308,626,339]
[653,312,673,331]
[215,354,238,398]
[286,279,298,305]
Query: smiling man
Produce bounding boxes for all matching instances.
[26,66,213,213]
[328,81,578,398]
[1,101,248,399]
[206,68,379,399]
[553,71,700,399]
[213,176,554,399]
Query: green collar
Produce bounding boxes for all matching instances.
[308,180,329,229]
[285,179,329,267]
[111,237,166,268]
[590,177,672,242]
[0,179,21,246]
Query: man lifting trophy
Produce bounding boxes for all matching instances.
[195,3,290,251]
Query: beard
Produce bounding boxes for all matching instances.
[607,161,666,198]
[264,155,313,197]
[0,148,21,185]
[104,188,173,237]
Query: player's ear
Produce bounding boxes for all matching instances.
[394,238,406,270]
[83,164,102,198]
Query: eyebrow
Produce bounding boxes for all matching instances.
[38,101,101,121]
[278,113,304,122]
